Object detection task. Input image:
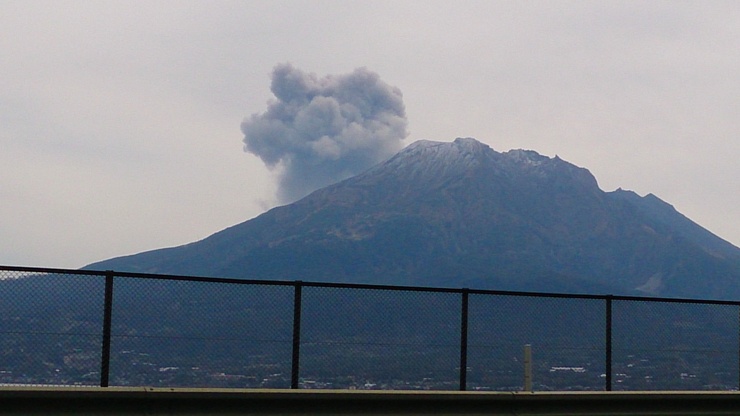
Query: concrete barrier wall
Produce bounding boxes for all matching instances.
[3,387,740,415]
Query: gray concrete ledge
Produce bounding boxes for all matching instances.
[2,387,740,415]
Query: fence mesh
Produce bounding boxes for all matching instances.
[467,294,605,391]
[108,277,294,388]
[2,266,740,391]
[300,286,461,390]
[0,270,104,386]
[612,299,739,390]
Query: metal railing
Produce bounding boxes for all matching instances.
[1,265,738,391]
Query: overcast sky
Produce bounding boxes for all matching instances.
[2,1,739,269]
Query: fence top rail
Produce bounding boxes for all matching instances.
[2,264,740,306]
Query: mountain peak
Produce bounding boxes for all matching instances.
[503,149,548,166]
[452,136,492,152]
[363,137,598,192]
[394,137,494,160]
[364,137,496,182]
[405,137,492,153]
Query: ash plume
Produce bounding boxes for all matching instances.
[242,63,408,204]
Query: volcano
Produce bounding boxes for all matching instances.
[87,138,740,299]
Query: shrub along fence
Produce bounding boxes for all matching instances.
[0,265,738,391]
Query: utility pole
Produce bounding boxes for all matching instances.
[524,344,533,392]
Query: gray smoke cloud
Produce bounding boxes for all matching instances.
[242,63,408,204]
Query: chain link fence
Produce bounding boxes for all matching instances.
[611,299,738,390]
[108,277,294,388]
[467,294,605,391]
[0,269,104,386]
[300,286,460,389]
[1,266,739,391]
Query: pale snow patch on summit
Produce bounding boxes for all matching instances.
[504,149,549,167]
[374,137,497,179]
[358,137,597,189]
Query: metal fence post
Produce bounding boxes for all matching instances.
[100,271,114,387]
[605,295,613,392]
[291,281,303,389]
[459,289,469,391]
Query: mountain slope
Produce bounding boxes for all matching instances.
[87,138,740,299]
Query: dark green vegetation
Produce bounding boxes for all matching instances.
[88,138,740,300]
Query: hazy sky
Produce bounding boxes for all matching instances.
[2,1,739,269]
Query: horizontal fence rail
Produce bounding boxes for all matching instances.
[1,265,739,391]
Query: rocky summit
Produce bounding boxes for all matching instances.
[87,138,740,299]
